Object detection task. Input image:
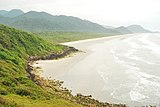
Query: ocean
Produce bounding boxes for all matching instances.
[40,33,160,106]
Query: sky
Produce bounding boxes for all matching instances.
[0,0,160,31]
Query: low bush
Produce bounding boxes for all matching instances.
[0,88,8,95]
[15,88,33,96]
[2,80,16,87]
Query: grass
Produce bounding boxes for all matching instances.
[34,32,114,43]
[0,94,82,107]
[0,24,82,106]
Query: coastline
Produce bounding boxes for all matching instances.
[26,39,127,106]
[33,35,128,101]
[37,33,160,106]
[36,35,126,79]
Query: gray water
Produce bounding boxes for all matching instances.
[54,33,160,106]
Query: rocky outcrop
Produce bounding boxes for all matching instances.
[28,46,78,61]
[26,46,78,80]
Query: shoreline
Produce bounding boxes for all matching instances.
[37,35,127,79]
[30,33,158,106]
[33,35,128,101]
[41,33,160,106]
[29,61,126,107]
[26,38,127,106]
[26,46,79,81]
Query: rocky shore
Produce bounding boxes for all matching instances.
[28,46,79,61]
[26,46,126,107]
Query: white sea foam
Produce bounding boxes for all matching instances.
[129,76,160,103]
[123,36,156,65]
[129,90,147,101]
[110,34,160,103]
[110,49,126,64]
[126,65,160,102]
[102,34,160,104]
[125,51,155,65]
[139,34,160,55]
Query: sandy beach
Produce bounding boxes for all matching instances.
[36,33,160,106]
[36,35,123,78]
[36,34,130,101]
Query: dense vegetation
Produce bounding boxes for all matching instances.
[0,24,81,106]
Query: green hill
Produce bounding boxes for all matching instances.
[0,24,82,106]
[0,10,119,33]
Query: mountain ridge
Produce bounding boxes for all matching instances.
[127,25,151,33]
[0,9,153,33]
[112,25,152,34]
[0,9,24,18]
[114,26,132,34]
[0,10,8,16]
[0,10,119,33]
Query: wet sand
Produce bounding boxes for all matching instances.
[36,33,160,106]
[36,35,129,101]
[36,35,124,78]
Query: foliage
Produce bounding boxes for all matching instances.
[0,24,81,106]
[0,94,82,107]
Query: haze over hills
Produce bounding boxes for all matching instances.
[114,26,132,34]
[104,25,115,29]
[126,25,151,33]
[105,25,152,34]
[0,9,153,34]
[0,10,8,16]
[0,9,24,18]
[0,9,119,33]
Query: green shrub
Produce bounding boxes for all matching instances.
[0,90,8,95]
[0,97,19,107]
[15,88,33,96]
[16,76,28,84]
[2,80,16,87]
[0,71,8,77]
[0,87,8,95]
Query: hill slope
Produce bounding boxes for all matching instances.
[0,9,24,18]
[127,25,151,33]
[0,10,119,33]
[114,26,132,34]
[0,10,8,16]
[0,24,81,106]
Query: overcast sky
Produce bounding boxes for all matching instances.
[0,0,160,31]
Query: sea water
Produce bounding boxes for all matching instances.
[55,33,160,106]
[108,33,160,106]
